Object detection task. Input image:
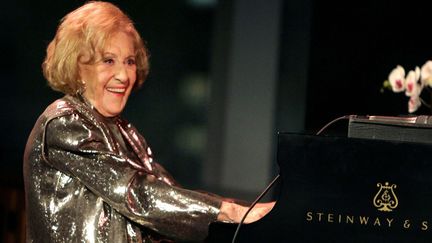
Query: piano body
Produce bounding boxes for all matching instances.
[206,119,432,242]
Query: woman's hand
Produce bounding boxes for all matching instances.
[217,201,275,224]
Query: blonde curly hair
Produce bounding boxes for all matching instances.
[42,1,149,94]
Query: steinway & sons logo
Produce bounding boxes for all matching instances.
[373,182,398,212]
[305,181,429,231]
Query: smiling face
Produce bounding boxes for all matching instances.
[79,31,137,117]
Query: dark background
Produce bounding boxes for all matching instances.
[1,0,431,241]
[306,1,432,129]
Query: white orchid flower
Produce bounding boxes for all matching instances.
[388,65,405,92]
[420,60,432,87]
[408,95,421,113]
[404,66,422,97]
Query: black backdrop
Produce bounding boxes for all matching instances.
[305,1,432,132]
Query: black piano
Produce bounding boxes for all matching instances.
[205,129,432,242]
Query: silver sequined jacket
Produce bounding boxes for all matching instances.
[23,94,222,242]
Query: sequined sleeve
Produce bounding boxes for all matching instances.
[43,113,221,241]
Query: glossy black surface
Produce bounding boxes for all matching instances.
[206,133,432,242]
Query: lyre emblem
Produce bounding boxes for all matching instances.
[373,182,399,212]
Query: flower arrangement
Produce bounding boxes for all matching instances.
[383,60,432,113]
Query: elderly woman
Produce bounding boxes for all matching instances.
[23,2,273,242]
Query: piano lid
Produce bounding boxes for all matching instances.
[348,115,432,144]
[206,133,432,242]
